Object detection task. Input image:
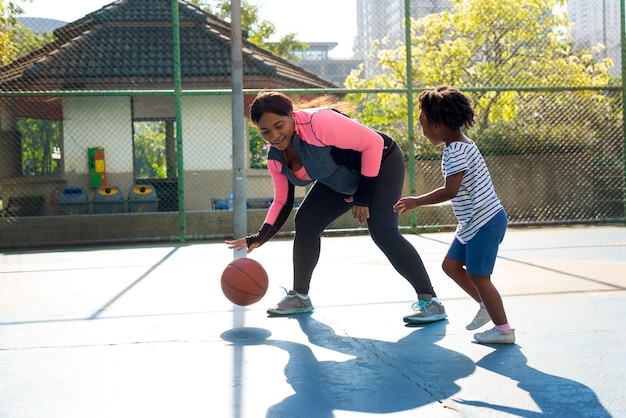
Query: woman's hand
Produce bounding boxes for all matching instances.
[352,205,370,225]
[393,197,419,215]
[225,237,260,254]
[344,195,369,225]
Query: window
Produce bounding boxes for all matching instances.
[131,97,177,179]
[14,97,63,177]
[132,119,176,178]
[18,118,62,176]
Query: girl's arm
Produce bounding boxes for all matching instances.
[393,171,464,214]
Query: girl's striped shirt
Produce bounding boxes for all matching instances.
[442,141,503,243]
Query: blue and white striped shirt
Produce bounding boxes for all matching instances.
[442,141,503,243]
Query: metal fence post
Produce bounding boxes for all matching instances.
[621,0,626,226]
[171,0,186,241]
[405,0,418,231]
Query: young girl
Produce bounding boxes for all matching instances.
[226,91,446,324]
[394,86,515,344]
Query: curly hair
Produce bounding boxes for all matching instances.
[418,86,475,130]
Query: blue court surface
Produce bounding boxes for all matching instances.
[1,225,625,417]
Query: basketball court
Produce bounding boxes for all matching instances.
[1,225,625,417]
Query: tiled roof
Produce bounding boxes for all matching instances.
[0,0,336,91]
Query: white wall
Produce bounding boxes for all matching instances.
[63,96,133,177]
[182,95,234,170]
[61,94,239,210]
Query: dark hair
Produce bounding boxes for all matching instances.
[418,86,475,130]
[250,91,294,125]
[250,91,355,125]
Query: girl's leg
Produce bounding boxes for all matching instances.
[292,182,350,294]
[443,241,491,330]
[442,256,481,303]
[470,275,507,325]
[464,210,509,326]
[366,145,436,296]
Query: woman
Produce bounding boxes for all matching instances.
[226,91,446,324]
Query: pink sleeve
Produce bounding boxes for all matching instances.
[308,109,384,177]
[264,159,290,225]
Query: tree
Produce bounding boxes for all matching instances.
[18,118,60,176]
[189,0,308,61]
[1,0,25,65]
[133,121,169,179]
[188,1,309,169]
[2,1,59,179]
[345,0,615,158]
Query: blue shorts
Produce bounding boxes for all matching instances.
[446,209,508,276]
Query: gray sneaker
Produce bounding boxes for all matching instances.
[466,306,491,330]
[403,296,447,324]
[267,290,314,316]
[474,327,515,344]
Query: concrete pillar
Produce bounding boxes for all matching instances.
[0,98,22,179]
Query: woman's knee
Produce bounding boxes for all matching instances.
[295,209,326,236]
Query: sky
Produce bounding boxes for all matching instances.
[18,0,357,58]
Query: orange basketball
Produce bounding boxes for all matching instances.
[221,258,269,306]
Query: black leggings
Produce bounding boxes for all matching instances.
[292,144,437,297]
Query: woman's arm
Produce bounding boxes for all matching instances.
[308,109,384,177]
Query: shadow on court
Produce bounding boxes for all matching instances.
[0,225,624,417]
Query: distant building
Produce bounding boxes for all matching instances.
[567,0,621,77]
[355,0,452,77]
[290,42,363,87]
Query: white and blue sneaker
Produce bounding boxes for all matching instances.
[403,295,447,324]
[267,289,314,316]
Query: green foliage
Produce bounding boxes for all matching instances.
[133,121,168,178]
[188,0,308,61]
[248,120,267,169]
[18,118,60,176]
[13,21,54,57]
[1,0,24,64]
[1,1,52,65]
[345,0,615,159]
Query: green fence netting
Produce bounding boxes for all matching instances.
[0,0,623,248]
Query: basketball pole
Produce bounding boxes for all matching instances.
[231,0,248,258]
[621,0,626,226]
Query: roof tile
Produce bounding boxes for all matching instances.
[0,0,335,91]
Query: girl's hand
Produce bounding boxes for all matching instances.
[393,197,418,214]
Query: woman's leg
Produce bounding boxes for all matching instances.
[292,182,350,294]
[366,146,436,297]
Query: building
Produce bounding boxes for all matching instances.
[354,0,452,77]
[0,0,335,247]
[290,42,363,87]
[567,0,621,77]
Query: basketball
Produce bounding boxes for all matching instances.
[221,258,269,306]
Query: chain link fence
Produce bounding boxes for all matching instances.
[0,0,624,249]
